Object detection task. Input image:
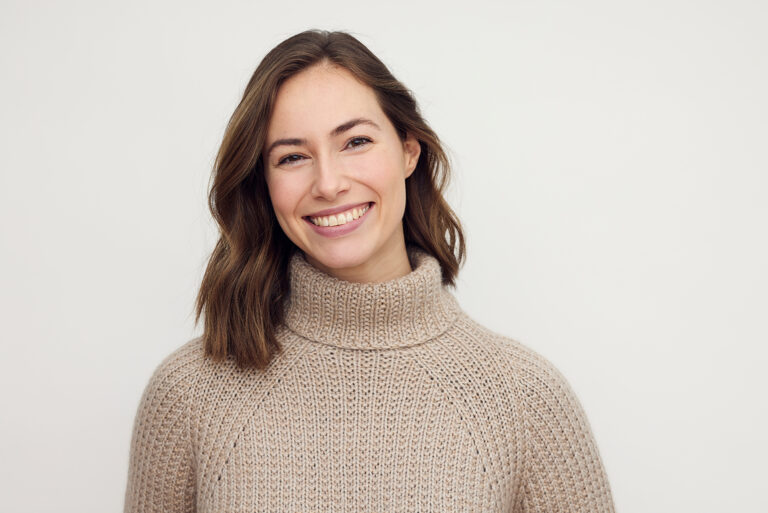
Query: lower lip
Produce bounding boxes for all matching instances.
[304,202,374,238]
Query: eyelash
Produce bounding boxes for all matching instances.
[276,136,373,166]
[346,136,372,149]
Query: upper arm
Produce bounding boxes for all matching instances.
[516,354,615,513]
[124,347,200,513]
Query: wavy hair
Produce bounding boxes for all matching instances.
[195,29,466,370]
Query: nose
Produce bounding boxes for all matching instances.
[310,153,350,201]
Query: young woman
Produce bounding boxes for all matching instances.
[124,30,615,512]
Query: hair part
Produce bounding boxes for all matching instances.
[195,29,466,370]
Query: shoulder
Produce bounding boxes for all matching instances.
[147,336,205,384]
[452,314,582,407]
[453,315,601,460]
[136,337,206,412]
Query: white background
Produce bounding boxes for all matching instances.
[1,1,766,511]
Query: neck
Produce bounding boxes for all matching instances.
[304,237,413,284]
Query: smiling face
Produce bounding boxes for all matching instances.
[263,62,421,283]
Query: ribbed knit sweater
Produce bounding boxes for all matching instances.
[124,246,615,512]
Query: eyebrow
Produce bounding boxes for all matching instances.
[265,117,381,157]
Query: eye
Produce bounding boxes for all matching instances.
[277,154,306,166]
[345,136,372,150]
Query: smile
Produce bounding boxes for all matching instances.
[303,202,374,238]
[308,202,371,226]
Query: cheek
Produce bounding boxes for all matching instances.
[352,149,408,197]
[268,181,298,226]
[265,175,302,218]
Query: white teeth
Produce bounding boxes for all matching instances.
[310,203,370,226]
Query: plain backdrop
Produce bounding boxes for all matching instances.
[1,0,766,511]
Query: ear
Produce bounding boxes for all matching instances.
[402,133,421,178]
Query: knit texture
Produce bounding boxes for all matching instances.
[124,246,615,512]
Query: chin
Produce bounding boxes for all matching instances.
[303,242,375,273]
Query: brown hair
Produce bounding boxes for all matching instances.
[195,29,466,370]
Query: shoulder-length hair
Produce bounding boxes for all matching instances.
[195,29,466,370]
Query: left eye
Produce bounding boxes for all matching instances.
[346,137,372,149]
[277,154,306,166]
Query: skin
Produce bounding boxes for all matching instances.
[263,62,421,283]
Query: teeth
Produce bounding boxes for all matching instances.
[310,203,370,227]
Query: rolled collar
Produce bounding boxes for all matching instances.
[283,246,462,350]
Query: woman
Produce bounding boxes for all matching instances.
[124,30,615,512]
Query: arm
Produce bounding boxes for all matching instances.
[124,348,199,513]
[516,354,615,513]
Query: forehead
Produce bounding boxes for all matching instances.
[267,64,384,137]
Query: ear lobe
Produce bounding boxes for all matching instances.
[403,134,421,178]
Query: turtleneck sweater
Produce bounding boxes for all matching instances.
[124,247,615,512]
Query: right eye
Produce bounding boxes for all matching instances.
[277,154,306,166]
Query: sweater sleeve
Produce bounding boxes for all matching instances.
[124,345,199,513]
[516,354,615,513]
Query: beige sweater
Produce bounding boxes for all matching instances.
[124,247,615,512]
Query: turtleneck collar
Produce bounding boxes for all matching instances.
[283,246,462,350]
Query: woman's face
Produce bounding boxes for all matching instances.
[264,63,420,283]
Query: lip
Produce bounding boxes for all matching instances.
[303,202,374,238]
[306,201,371,218]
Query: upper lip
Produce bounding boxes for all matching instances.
[306,202,371,218]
